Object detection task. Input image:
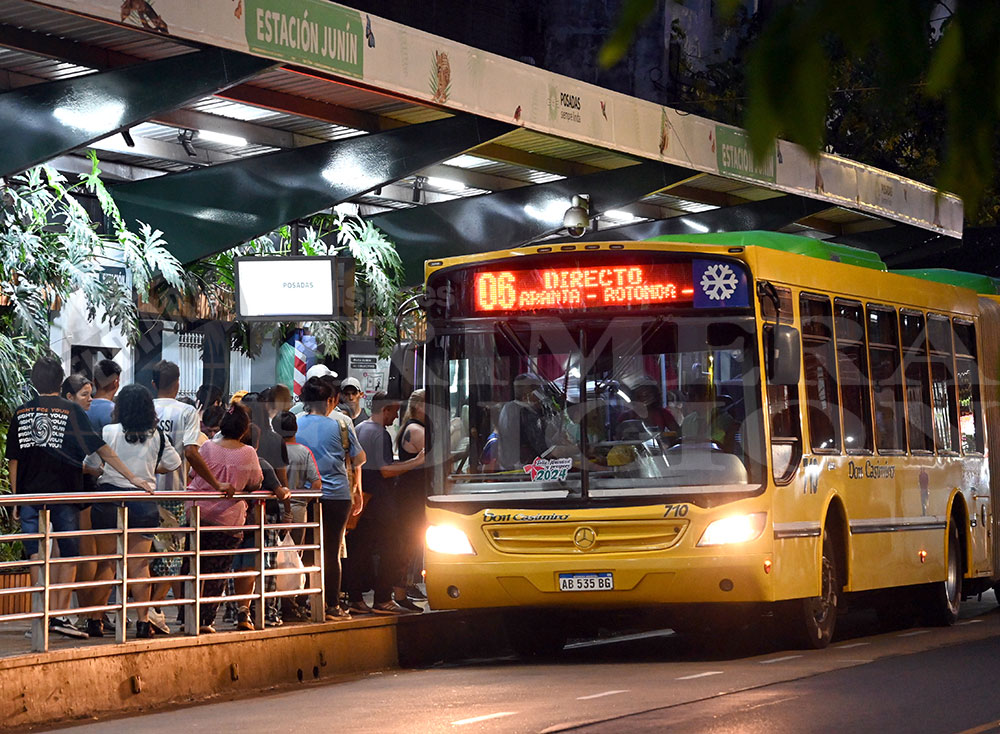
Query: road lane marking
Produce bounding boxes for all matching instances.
[452,712,517,726]
[676,671,723,680]
[898,630,931,637]
[759,655,802,665]
[957,619,984,626]
[577,690,628,700]
[834,642,871,649]
[956,718,1000,734]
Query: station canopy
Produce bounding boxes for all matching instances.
[0,0,965,283]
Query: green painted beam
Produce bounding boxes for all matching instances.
[369,161,697,282]
[0,48,274,178]
[111,115,515,264]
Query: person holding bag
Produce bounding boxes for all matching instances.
[185,403,289,633]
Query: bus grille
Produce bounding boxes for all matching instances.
[482,520,688,554]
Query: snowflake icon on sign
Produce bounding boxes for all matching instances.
[700,264,739,301]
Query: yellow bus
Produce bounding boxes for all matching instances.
[417,230,1000,652]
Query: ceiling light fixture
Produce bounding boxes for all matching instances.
[197,129,248,147]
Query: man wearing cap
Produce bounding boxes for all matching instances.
[338,377,369,427]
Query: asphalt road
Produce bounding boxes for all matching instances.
[48,595,1000,734]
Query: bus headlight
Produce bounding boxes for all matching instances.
[697,513,767,546]
[426,525,476,555]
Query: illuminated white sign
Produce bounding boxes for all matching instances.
[235,256,338,320]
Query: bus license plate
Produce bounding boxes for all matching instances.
[558,572,614,592]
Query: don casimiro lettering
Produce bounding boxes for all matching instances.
[847,460,896,480]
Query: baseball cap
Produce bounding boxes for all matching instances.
[340,376,362,392]
[306,364,337,380]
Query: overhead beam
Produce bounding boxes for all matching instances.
[370,161,699,282]
[89,132,243,167]
[0,48,274,177]
[555,195,833,244]
[111,115,515,264]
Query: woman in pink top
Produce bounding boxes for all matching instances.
[187,403,287,633]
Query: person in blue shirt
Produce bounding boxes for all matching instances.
[86,359,120,433]
[295,376,365,620]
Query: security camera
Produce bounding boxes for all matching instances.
[563,194,590,237]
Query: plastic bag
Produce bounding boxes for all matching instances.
[274,532,305,592]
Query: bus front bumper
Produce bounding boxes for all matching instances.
[425,551,774,610]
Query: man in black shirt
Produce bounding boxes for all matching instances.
[5,356,154,639]
[344,392,424,615]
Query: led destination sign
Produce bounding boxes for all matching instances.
[473,263,696,313]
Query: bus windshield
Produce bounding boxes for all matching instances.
[433,314,764,500]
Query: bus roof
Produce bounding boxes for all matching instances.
[647,231,887,271]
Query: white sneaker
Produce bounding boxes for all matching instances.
[147,609,171,636]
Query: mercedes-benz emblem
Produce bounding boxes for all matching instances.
[573,526,596,550]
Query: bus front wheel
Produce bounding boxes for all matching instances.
[781,529,839,649]
[922,522,962,626]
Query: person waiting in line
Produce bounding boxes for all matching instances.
[200,404,225,443]
[85,385,182,638]
[291,364,336,415]
[186,403,289,633]
[345,392,425,615]
[295,376,365,621]
[5,356,154,639]
[195,384,223,415]
[394,388,430,606]
[60,374,104,630]
[87,359,121,434]
[496,374,548,470]
[273,410,322,622]
[229,420,292,630]
[338,377,369,426]
[149,361,233,635]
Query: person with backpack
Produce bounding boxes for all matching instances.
[295,376,365,621]
[85,385,182,638]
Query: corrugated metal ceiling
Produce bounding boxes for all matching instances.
[0,0,891,235]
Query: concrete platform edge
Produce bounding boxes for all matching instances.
[1,610,509,731]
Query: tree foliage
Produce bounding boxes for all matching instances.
[602,0,1000,218]
[164,211,405,359]
[0,152,184,423]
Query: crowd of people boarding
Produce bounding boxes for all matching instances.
[4,355,429,640]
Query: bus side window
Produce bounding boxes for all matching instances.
[928,315,959,453]
[766,286,801,483]
[900,310,934,453]
[867,305,906,453]
[834,299,873,454]
[800,294,841,453]
[952,319,983,454]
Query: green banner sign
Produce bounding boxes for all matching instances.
[246,0,363,79]
[716,126,776,183]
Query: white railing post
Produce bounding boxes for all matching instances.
[116,505,128,644]
[254,501,266,630]
[31,507,51,653]
[187,505,201,636]
[311,501,325,623]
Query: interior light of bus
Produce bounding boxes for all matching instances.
[473,264,693,312]
[426,525,476,555]
[697,513,767,546]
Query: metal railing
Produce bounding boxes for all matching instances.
[0,490,324,652]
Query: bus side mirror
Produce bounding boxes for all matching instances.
[765,324,801,386]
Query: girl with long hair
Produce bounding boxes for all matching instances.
[86,384,182,638]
